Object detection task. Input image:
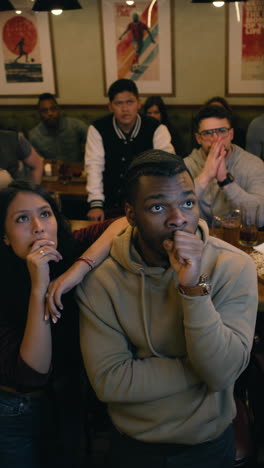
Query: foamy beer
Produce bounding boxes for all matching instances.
[222,210,241,246]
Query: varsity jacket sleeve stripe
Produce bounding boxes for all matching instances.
[153,124,175,155]
[85,125,105,205]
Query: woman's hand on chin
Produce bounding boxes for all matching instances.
[27,239,62,297]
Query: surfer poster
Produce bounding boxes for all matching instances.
[100,0,174,95]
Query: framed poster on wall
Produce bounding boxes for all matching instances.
[100,0,174,96]
[0,10,56,96]
[226,0,264,96]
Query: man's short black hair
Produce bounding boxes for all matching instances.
[194,105,232,133]
[123,149,193,204]
[108,79,139,102]
[38,93,58,106]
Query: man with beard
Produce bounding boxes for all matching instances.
[29,93,88,162]
[77,149,257,468]
[184,105,264,227]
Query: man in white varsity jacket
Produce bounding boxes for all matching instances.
[84,78,175,221]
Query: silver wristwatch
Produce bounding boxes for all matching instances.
[178,274,211,296]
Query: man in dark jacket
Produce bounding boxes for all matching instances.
[84,79,175,221]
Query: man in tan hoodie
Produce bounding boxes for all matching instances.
[77,150,257,468]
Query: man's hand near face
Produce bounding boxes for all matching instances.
[216,154,227,183]
[196,136,227,190]
[163,231,204,288]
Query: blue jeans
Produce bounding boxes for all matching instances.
[109,425,235,468]
[0,375,84,468]
[0,389,55,468]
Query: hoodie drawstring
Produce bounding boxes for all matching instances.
[139,268,165,358]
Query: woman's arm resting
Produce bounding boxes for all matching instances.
[46,217,128,318]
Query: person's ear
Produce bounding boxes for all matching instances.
[3,234,10,246]
[230,128,234,141]
[137,98,141,111]
[125,202,136,226]
[108,102,113,113]
[195,132,202,146]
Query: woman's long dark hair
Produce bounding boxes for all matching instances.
[143,95,170,126]
[143,96,182,155]
[0,180,76,267]
[0,181,77,326]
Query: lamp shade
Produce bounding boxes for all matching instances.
[32,0,82,11]
[0,0,15,11]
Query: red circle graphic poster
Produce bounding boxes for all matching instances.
[3,16,38,56]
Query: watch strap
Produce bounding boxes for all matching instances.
[217,172,234,188]
[178,274,211,296]
[178,284,208,296]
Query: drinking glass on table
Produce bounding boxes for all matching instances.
[222,210,241,246]
[59,163,72,184]
[211,216,223,238]
[239,201,259,246]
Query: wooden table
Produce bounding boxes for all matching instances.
[258,281,264,313]
[42,177,87,200]
[68,219,95,231]
[251,233,264,313]
[210,229,264,312]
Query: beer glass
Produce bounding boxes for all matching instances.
[239,201,259,246]
[222,210,241,246]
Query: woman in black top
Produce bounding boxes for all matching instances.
[0,180,126,468]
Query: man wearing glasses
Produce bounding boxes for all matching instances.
[29,93,88,162]
[184,105,264,227]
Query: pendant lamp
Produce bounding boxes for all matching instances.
[32,0,82,11]
[0,0,15,11]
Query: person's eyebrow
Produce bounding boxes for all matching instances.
[180,190,196,197]
[12,204,50,216]
[144,190,195,202]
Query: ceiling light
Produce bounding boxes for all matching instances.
[126,1,135,5]
[16,10,23,14]
[32,0,82,12]
[213,1,225,6]
[0,0,15,11]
